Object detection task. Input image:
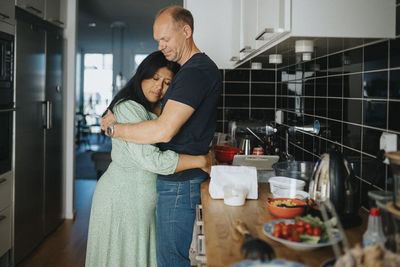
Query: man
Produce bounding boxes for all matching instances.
[101,6,222,267]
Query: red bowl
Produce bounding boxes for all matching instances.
[267,198,306,219]
[213,145,243,163]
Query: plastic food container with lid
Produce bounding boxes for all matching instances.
[268,176,305,194]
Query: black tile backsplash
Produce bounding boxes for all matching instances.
[217,7,400,209]
[364,41,388,71]
[363,71,388,98]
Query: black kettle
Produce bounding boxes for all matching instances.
[308,148,361,228]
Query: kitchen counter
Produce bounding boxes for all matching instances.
[200,179,367,267]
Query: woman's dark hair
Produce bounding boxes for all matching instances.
[105,51,179,115]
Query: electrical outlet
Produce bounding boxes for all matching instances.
[380,132,398,164]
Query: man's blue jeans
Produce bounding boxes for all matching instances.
[156,174,207,267]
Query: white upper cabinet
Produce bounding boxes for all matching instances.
[184,0,239,69]
[16,0,45,18]
[0,0,15,26]
[45,0,64,27]
[255,0,290,49]
[238,0,396,64]
[239,0,257,59]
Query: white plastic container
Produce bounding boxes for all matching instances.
[268,176,305,195]
[223,185,248,206]
[273,189,309,201]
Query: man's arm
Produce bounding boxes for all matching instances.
[101,100,195,144]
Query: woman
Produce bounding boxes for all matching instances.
[85,51,212,267]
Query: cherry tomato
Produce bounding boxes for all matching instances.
[291,232,300,242]
[273,224,282,233]
[287,224,295,231]
[295,226,305,235]
[286,236,293,241]
[313,226,322,236]
[306,227,313,235]
[295,219,305,227]
[304,222,313,230]
[273,229,281,238]
[281,225,290,238]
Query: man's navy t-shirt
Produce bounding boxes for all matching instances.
[158,53,222,181]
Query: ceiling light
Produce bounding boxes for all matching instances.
[295,40,314,61]
[88,22,96,28]
[269,54,282,64]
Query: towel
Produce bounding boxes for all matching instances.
[209,165,258,199]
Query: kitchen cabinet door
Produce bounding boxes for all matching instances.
[255,0,291,49]
[16,0,44,18]
[0,0,15,26]
[239,0,257,60]
[184,0,239,69]
[45,0,64,27]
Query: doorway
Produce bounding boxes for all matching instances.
[75,53,113,180]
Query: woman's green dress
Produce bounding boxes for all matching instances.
[85,100,179,267]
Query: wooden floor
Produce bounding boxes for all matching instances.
[17,179,97,267]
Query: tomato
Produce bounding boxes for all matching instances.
[281,225,290,238]
[287,224,295,231]
[312,226,322,236]
[295,219,305,227]
[273,229,281,238]
[295,226,305,235]
[291,232,300,242]
[304,222,313,230]
[273,224,282,233]
[286,236,293,241]
[306,227,313,235]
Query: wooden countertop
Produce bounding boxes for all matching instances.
[200,179,367,267]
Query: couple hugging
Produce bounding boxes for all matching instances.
[85,5,222,267]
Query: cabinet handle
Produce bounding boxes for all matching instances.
[0,215,6,222]
[0,178,7,184]
[51,19,64,26]
[0,108,16,113]
[0,12,10,20]
[255,28,285,41]
[26,6,42,14]
[239,46,253,53]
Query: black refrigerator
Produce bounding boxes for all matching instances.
[14,8,64,263]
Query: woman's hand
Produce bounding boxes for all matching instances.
[101,109,117,133]
[201,148,216,174]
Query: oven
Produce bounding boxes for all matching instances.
[0,31,14,176]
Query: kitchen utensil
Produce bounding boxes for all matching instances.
[262,219,342,251]
[272,161,315,183]
[239,136,252,155]
[267,198,306,218]
[246,127,265,144]
[213,145,243,163]
[233,220,275,261]
[308,149,361,228]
